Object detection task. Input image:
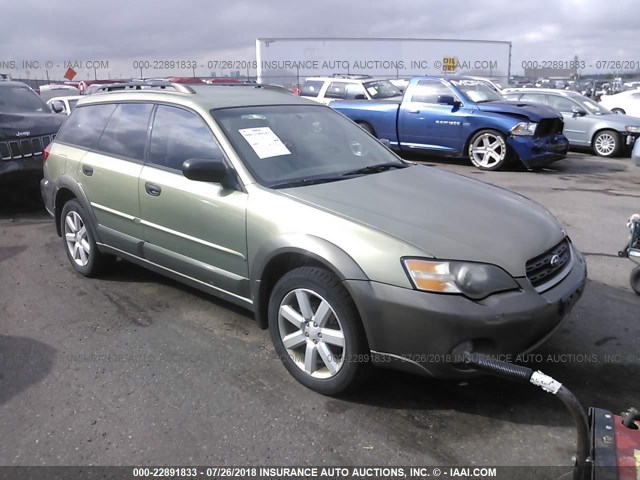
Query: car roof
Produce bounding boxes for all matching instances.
[303,77,388,83]
[78,83,318,110]
[0,80,31,88]
[503,88,582,97]
[47,95,84,102]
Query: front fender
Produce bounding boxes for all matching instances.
[250,234,369,328]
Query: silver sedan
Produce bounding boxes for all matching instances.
[503,88,640,157]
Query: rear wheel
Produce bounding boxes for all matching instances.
[631,267,640,295]
[268,267,371,395]
[468,129,508,170]
[60,199,113,277]
[592,130,621,157]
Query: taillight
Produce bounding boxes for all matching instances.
[43,144,51,162]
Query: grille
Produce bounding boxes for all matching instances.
[535,118,564,137]
[0,134,55,160]
[526,238,571,289]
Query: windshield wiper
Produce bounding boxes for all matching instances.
[341,162,407,176]
[269,176,346,189]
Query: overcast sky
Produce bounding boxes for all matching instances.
[1,0,638,81]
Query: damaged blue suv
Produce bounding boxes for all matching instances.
[330,76,569,170]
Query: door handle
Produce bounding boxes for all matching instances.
[407,109,420,114]
[82,165,93,176]
[145,182,162,196]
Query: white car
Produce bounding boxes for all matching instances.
[300,75,403,104]
[46,95,83,115]
[599,89,640,117]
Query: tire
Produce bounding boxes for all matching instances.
[468,129,509,170]
[268,266,371,395]
[592,130,621,157]
[631,267,640,296]
[356,122,375,136]
[60,199,112,277]
[611,108,625,114]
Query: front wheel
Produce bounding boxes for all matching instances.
[592,130,621,157]
[268,267,371,395]
[611,108,625,114]
[468,129,509,170]
[631,267,640,295]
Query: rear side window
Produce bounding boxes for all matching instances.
[55,104,116,149]
[300,80,324,98]
[324,82,347,99]
[148,105,221,171]
[96,103,153,161]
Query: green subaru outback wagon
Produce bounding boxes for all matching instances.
[41,81,586,395]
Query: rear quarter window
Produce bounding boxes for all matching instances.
[55,104,117,149]
[300,80,325,98]
[96,103,153,161]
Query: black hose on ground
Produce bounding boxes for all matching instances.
[556,386,591,480]
[463,352,533,383]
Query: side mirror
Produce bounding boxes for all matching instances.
[354,94,366,100]
[50,101,64,114]
[182,158,230,186]
[378,138,392,149]
[437,95,460,107]
[572,107,587,117]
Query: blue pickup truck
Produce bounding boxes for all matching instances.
[330,77,570,170]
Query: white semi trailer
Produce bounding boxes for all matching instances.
[256,37,511,87]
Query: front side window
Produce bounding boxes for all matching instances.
[149,105,221,171]
[55,104,117,149]
[546,95,578,113]
[212,105,405,188]
[410,80,455,104]
[520,93,546,104]
[96,103,153,161]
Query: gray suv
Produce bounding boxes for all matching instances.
[41,81,587,395]
[503,88,640,157]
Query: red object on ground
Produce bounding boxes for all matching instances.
[614,414,640,480]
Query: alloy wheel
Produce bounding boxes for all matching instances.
[470,133,506,169]
[277,288,345,379]
[64,211,91,267]
[594,133,616,156]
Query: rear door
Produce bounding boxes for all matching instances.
[138,105,249,301]
[545,95,589,145]
[77,103,152,253]
[398,79,464,153]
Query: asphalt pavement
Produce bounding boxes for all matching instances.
[0,152,638,469]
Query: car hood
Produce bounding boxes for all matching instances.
[475,101,562,122]
[0,112,65,139]
[281,166,565,277]
[593,112,640,126]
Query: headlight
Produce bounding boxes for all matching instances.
[625,126,640,133]
[402,258,519,299]
[510,122,537,136]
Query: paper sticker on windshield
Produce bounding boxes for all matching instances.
[366,87,378,96]
[238,127,291,159]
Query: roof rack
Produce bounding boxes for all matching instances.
[96,80,195,94]
[330,73,372,79]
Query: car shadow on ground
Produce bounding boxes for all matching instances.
[0,335,57,405]
[0,182,47,222]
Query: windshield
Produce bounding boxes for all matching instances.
[212,105,406,188]
[574,96,611,115]
[363,80,403,99]
[449,79,504,103]
[0,86,48,113]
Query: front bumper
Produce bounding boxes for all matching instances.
[507,133,569,168]
[345,248,587,378]
[0,155,44,184]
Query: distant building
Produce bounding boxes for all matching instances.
[524,67,577,79]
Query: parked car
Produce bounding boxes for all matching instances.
[300,75,403,104]
[38,84,80,102]
[41,81,586,395]
[599,89,640,117]
[47,95,83,115]
[0,81,64,186]
[503,88,640,157]
[330,76,569,170]
[463,76,506,92]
